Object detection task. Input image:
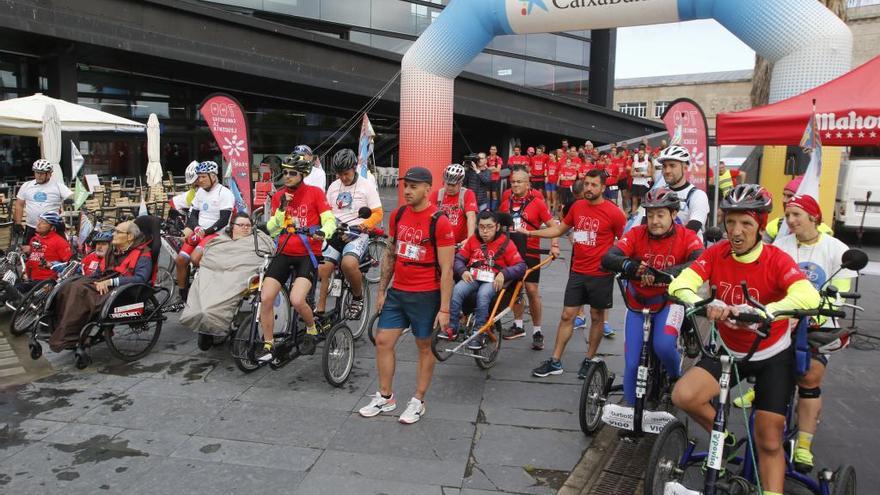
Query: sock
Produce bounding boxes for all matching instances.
[381,393,392,399]
[533,326,542,335]
[306,324,318,336]
[763,492,783,495]
[797,431,814,452]
[263,341,273,350]
[514,319,524,329]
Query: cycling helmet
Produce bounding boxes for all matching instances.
[443,163,466,185]
[282,154,313,175]
[293,144,313,156]
[32,159,53,173]
[642,187,680,211]
[656,145,690,164]
[185,161,198,184]
[195,161,219,175]
[332,148,358,173]
[720,184,773,213]
[91,230,113,244]
[38,211,64,228]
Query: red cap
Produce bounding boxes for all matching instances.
[787,194,822,223]
[784,176,803,193]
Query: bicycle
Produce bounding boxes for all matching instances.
[646,249,867,495]
[229,220,354,387]
[578,266,684,437]
[429,253,555,370]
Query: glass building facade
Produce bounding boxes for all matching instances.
[210,0,592,99]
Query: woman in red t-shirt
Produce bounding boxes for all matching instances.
[442,210,526,349]
[545,150,561,213]
[558,158,579,213]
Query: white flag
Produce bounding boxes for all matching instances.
[71,140,85,178]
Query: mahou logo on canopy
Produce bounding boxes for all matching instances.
[816,111,880,140]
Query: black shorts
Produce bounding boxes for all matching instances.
[563,272,613,309]
[530,180,545,190]
[617,179,629,191]
[524,256,541,284]
[265,254,318,285]
[631,184,650,198]
[558,186,572,206]
[695,346,796,416]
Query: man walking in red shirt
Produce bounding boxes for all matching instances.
[530,145,549,198]
[486,145,504,210]
[360,167,455,425]
[432,164,478,245]
[521,170,627,378]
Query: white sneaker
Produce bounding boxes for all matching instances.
[358,392,396,418]
[398,397,426,424]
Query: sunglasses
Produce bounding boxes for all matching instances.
[283,170,301,177]
[233,223,252,228]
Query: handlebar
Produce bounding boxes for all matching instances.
[618,265,674,285]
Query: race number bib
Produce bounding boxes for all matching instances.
[572,230,595,245]
[396,241,426,261]
[512,216,523,230]
[472,269,495,283]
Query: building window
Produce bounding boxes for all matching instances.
[653,100,671,118]
[618,102,647,118]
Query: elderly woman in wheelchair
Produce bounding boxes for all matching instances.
[28,216,167,369]
[439,210,526,350]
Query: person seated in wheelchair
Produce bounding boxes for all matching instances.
[80,231,114,277]
[1,211,72,309]
[47,220,154,353]
[440,210,526,350]
[316,148,384,320]
[600,188,704,410]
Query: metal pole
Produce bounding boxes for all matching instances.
[713,145,721,227]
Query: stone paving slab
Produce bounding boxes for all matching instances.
[310,449,467,487]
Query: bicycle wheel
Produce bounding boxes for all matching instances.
[645,419,689,495]
[367,310,381,346]
[345,276,371,340]
[231,311,262,373]
[365,239,386,284]
[155,266,177,304]
[104,295,163,362]
[10,280,54,336]
[322,323,354,387]
[430,325,455,362]
[474,321,502,370]
[579,362,607,435]
[833,465,856,495]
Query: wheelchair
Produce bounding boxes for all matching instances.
[27,215,172,369]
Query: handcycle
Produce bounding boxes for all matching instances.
[429,252,555,370]
[229,219,354,387]
[578,266,685,437]
[25,215,172,369]
[0,228,28,310]
[645,249,867,495]
[9,258,82,337]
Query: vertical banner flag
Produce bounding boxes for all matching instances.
[70,140,85,178]
[70,141,91,211]
[199,94,252,211]
[357,113,376,182]
[661,99,709,191]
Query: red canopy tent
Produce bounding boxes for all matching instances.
[716,55,880,146]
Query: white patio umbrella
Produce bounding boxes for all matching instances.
[145,113,163,186]
[40,104,63,183]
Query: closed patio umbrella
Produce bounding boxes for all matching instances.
[145,113,163,186]
[41,103,63,183]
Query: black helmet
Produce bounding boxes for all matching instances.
[720,184,772,213]
[642,187,680,211]
[282,153,313,175]
[332,148,358,173]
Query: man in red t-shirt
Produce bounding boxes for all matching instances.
[522,170,627,378]
[360,166,455,425]
[500,169,560,350]
[259,157,335,360]
[529,145,549,196]
[432,164,478,244]
[668,184,820,494]
[508,146,531,170]
[558,157,579,213]
[486,145,504,210]
[545,150,561,212]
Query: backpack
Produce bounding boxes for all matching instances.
[470,235,512,272]
[393,205,446,275]
[437,187,466,211]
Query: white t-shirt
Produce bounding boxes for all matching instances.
[17,179,74,227]
[773,233,856,290]
[305,163,326,192]
[631,156,652,187]
[326,175,382,226]
[192,183,234,230]
[671,183,710,232]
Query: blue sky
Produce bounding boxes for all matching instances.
[615,20,756,79]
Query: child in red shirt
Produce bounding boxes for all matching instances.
[443,211,527,349]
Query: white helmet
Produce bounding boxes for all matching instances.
[32,159,53,173]
[443,163,466,185]
[656,145,690,164]
[185,161,198,184]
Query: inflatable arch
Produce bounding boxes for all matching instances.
[399,0,852,183]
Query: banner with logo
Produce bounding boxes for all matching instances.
[661,99,709,192]
[199,94,252,210]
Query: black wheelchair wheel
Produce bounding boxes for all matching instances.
[104,295,163,362]
[231,312,263,373]
[430,325,455,362]
[29,341,42,360]
[155,266,177,304]
[833,465,857,495]
[365,239,386,284]
[322,323,354,387]
[645,419,689,495]
[367,311,381,346]
[579,362,607,436]
[10,280,55,336]
[474,321,502,370]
